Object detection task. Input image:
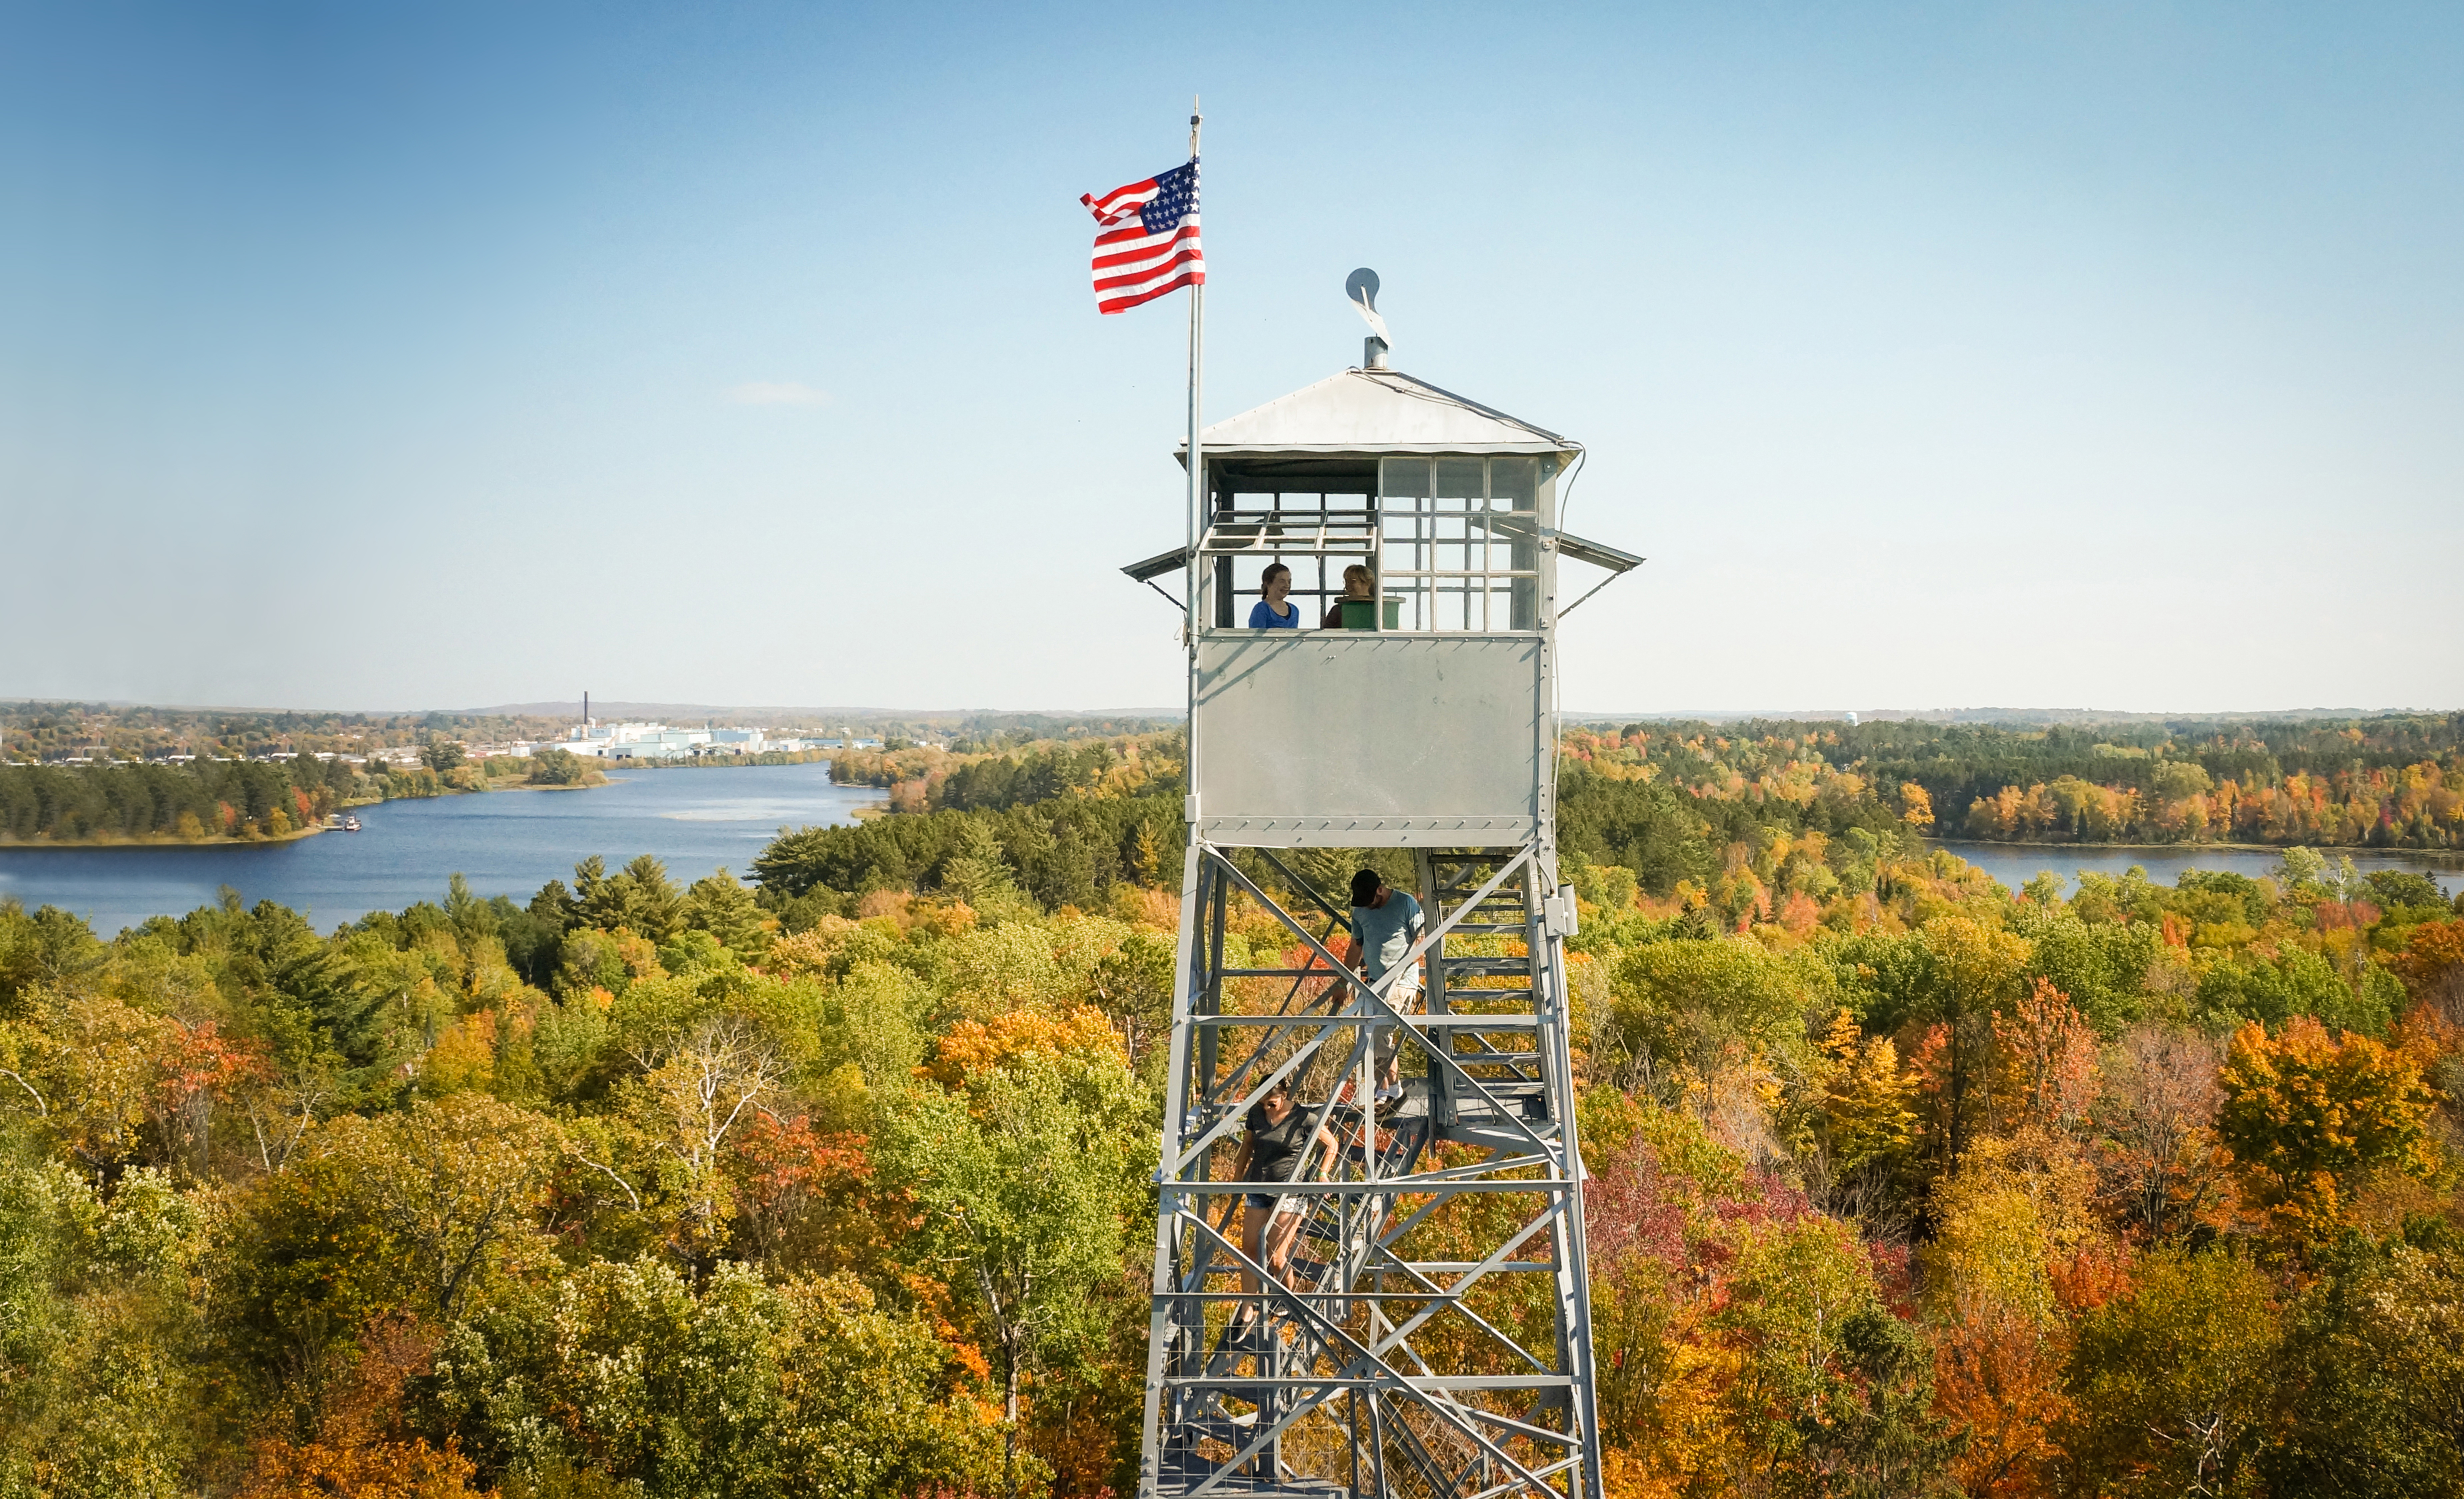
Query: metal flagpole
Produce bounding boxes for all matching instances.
[1183,100,1204,802]
[1143,110,1208,1499]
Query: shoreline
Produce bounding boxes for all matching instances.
[0,824,331,850]
[0,776,620,849]
[593,750,835,771]
[1929,837,2464,871]
[480,778,610,793]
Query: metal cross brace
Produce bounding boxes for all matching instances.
[1177,1212,1569,1497]
[1171,843,1551,1173]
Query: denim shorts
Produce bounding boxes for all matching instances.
[1244,1192,1302,1214]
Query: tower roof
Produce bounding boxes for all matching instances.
[1183,368,1577,458]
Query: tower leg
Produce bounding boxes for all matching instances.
[1138,840,1211,1499]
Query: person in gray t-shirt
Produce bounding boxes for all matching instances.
[1341,868,1425,1106]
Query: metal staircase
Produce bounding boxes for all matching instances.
[1137,842,1602,1499]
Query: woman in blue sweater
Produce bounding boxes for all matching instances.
[1247,562,1300,629]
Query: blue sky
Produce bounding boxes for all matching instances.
[3,2,2458,715]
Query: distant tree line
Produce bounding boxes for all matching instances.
[0,757,363,841]
[0,702,578,765]
[1558,757,1913,897]
[931,742,1129,811]
[0,746,602,842]
[755,742,1185,922]
[1570,715,2464,849]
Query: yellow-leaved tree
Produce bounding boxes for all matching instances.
[2216,1015,2438,1239]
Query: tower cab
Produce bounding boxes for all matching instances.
[1125,358,1639,849]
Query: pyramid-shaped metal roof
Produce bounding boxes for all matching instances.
[1183,367,1578,457]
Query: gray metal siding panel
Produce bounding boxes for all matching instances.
[1191,634,1543,831]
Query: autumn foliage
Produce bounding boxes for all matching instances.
[2216,1015,2438,1236]
[240,1318,480,1499]
[1,724,2460,1497]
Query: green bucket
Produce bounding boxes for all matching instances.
[1339,598,1403,630]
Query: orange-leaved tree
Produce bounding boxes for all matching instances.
[923,1005,1125,1088]
[2215,1016,2438,1238]
[2391,917,2464,1025]
[1993,978,2098,1135]
[723,1110,881,1277]
[238,1315,478,1499]
[1924,1128,2109,1499]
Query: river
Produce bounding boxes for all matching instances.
[1932,840,2464,900]
[0,763,882,936]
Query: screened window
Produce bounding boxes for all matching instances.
[1375,456,1541,631]
[1197,455,1546,633]
[1204,476,1377,629]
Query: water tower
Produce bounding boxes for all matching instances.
[1123,279,1640,1499]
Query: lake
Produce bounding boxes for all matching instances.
[0,763,883,936]
[12,776,2460,937]
[1933,840,2464,900]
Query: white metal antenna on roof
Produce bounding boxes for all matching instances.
[1346,266,1389,368]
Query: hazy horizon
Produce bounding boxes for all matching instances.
[7,695,2455,728]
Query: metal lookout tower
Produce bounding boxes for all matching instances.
[1123,283,1642,1499]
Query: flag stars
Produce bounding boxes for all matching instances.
[1085,157,1206,313]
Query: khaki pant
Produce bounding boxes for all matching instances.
[1371,964,1423,1071]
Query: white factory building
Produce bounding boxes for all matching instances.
[544,722,822,761]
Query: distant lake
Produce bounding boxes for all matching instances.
[1934,840,2464,900]
[14,777,2458,939]
[0,763,882,936]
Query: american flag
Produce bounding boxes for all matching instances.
[1082,159,1204,314]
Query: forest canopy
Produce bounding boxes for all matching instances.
[1,721,2462,1497]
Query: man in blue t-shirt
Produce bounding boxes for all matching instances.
[1341,868,1425,1108]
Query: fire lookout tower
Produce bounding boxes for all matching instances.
[1124,314,1641,1499]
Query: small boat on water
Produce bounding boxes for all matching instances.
[344,816,362,832]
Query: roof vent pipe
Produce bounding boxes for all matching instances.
[1346,267,1390,369]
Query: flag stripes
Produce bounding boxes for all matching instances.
[1081,159,1204,314]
